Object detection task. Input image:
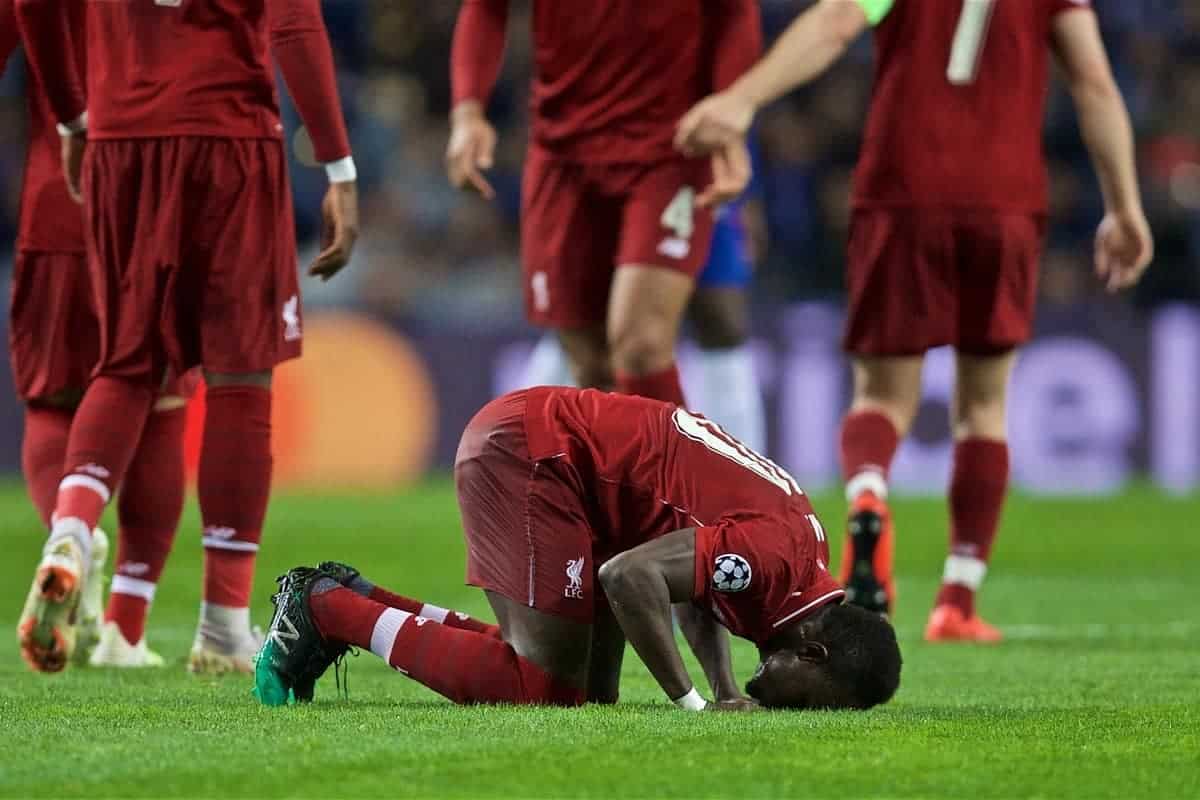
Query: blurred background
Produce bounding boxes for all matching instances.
[1,0,1198,495]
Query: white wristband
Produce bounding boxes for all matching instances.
[324,156,357,184]
[56,111,87,137]
[672,687,708,711]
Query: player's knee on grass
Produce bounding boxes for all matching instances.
[205,370,273,389]
[748,604,901,710]
[689,288,749,350]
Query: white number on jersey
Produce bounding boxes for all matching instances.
[947,0,997,86]
[155,0,184,6]
[660,187,696,240]
[672,408,801,496]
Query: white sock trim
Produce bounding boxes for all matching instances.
[111,575,157,602]
[370,608,412,661]
[942,555,987,590]
[419,604,450,624]
[60,473,111,504]
[845,470,888,502]
[46,516,93,562]
[201,537,259,552]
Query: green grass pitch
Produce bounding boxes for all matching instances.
[1,479,1197,799]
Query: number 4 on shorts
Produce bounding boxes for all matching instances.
[660,187,696,240]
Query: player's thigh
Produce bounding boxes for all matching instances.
[484,591,592,689]
[521,147,620,330]
[955,213,1045,355]
[9,251,98,402]
[607,266,695,371]
[185,138,301,376]
[843,209,957,357]
[850,355,926,434]
[84,141,179,385]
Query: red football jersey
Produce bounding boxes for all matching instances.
[524,387,844,644]
[852,0,1093,212]
[0,0,83,252]
[452,0,761,163]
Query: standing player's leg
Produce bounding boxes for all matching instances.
[523,334,577,389]
[838,209,956,616]
[20,400,75,527]
[685,210,765,451]
[92,395,188,667]
[189,370,275,674]
[607,163,714,405]
[924,352,1014,642]
[838,356,923,614]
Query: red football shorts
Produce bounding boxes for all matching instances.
[84,137,301,384]
[455,390,596,624]
[9,251,98,401]
[844,209,1047,356]
[520,144,715,329]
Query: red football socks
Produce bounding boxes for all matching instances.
[615,364,686,406]
[310,585,582,706]
[55,376,156,531]
[21,405,74,527]
[106,407,187,645]
[364,585,500,636]
[199,386,273,608]
[840,410,901,496]
[936,438,1010,617]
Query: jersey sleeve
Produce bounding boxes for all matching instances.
[855,0,895,27]
[0,0,20,72]
[269,0,352,164]
[14,0,85,125]
[450,0,509,108]
[692,517,789,643]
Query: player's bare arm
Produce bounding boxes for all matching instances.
[446,0,507,200]
[599,528,757,712]
[675,602,743,702]
[676,0,870,156]
[271,0,359,281]
[1051,7,1153,292]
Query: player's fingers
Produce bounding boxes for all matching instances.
[477,133,496,170]
[467,170,496,200]
[674,109,703,153]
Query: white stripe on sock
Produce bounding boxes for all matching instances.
[845,469,888,502]
[942,555,987,590]
[370,608,412,661]
[60,473,111,504]
[111,575,157,602]
[201,537,259,552]
[419,604,450,624]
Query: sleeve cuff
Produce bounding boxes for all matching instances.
[324,156,357,184]
[56,111,87,137]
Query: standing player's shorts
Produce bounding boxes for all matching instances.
[84,138,301,383]
[696,207,753,289]
[521,144,716,329]
[454,391,597,624]
[9,251,99,401]
[843,209,1047,356]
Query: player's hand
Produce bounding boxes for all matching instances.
[707,697,761,712]
[446,102,498,200]
[1095,208,1153,293]
[697,140,752,209]
[60,132,86,204]
[675,90,756,158]
[310,181,359,282]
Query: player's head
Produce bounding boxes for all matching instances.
[746,603,901,710]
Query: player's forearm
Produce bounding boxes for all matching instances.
[675,603,740,700]
[730,0,865,110]
[1073,80,1143,215]
[708,0,763,92]
[14,0,84,125]
[450,0,508,111]
[271,0,353,170]
[599,560,696,706]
